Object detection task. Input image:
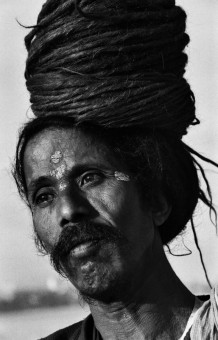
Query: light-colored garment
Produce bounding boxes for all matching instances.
[179,297,204,340]
[180,288,218,340]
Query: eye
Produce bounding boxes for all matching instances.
[34,190,55,208]
[79,171,104,188]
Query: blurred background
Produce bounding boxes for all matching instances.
[0,0,218,339]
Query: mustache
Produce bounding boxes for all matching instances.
[50,221,126,276]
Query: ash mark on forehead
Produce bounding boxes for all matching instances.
[59,182,67,191]
[114,171,130,182]
[50,151,62,164]
[50,164,66,180]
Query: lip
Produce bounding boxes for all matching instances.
[70,239,102,258]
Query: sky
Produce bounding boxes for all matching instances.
[0,0,218,295]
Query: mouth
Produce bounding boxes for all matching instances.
[70,239,103,258]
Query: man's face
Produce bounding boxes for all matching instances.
[24,127,156,301]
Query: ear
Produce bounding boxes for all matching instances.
[151,190,172,227]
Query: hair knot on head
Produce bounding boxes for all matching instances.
[25,0,198,140]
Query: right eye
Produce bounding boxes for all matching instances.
[34,191,55,207]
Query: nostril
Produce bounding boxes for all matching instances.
[60,218,70,229]
[60,214,87,229]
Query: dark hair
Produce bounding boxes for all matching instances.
[23,0,198,139]
[13,114,216,247]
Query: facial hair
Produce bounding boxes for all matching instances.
[34,222,139,302]
[49,221,127,277]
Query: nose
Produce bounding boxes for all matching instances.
[57,191,94,228]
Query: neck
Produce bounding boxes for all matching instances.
[88,235,194,340]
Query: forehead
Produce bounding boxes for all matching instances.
[23,127,118,184]
[24,128,97,162]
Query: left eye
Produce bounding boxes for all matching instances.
[79,172,103,187]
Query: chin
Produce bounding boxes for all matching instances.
[67,259,129,303]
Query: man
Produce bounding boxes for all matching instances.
[14,115,218,339]
[14,0,218,338]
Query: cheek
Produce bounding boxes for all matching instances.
[88,183,148,229]
[89,184,155,253]
[33,209,60,251]
[87,183,129,224]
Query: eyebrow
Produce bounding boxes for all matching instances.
[27,176,54,195]
[27,162,115,193]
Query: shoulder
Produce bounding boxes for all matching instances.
[39,318,84,340]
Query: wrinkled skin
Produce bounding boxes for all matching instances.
[23,127,166,301]
[23,127,195,339]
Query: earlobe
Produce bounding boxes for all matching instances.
[151,191,172,227]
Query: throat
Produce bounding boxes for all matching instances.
[88,245,195,340]
[90,298,194,340]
